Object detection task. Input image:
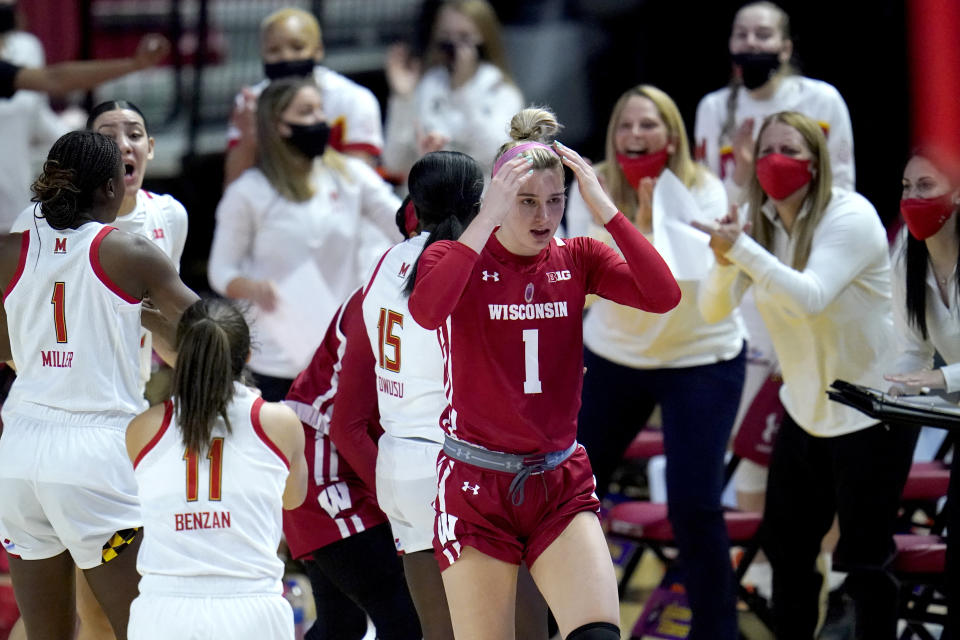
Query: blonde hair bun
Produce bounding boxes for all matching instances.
[508,107,561,144]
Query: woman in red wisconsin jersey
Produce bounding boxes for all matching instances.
[408,107,681,640]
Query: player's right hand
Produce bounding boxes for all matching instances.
[479,155,533,225]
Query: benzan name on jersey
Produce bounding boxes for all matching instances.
[488,302,569,321]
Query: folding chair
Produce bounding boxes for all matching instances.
[603,374,784,632]
[894,532,947,640]
[899,433,953,532]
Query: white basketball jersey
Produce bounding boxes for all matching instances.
[362,233,445,442]
[3,221,144,419]
[134,383,288,590]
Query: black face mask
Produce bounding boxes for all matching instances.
[435,40,481,73]
[0,5,16,34]
[263,58,315,81]
[284,121,330,159]
[731,52,782,90]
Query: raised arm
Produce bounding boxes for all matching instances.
[723,208,885,317]
[408,155,533,329]
[556,142,680,312]
[99,230,199,356]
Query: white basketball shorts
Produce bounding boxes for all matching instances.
[375,434,441,554]
[0,407,140,569]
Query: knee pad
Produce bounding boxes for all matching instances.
[566,621,620,640]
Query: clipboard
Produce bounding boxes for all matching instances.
[826,379,960,430]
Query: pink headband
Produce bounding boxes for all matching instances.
[492,141,559,177]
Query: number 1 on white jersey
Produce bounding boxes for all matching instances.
[522,329,542,394]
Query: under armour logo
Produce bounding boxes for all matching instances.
[482,271,499,282]
[462,481,480,495]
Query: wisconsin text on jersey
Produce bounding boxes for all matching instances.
[174,510,232,531]
[488,301,569,321]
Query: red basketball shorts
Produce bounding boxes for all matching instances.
[433,444,600,570]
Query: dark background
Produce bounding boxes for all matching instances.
[20,0,913,293]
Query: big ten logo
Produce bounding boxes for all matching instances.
[546,270,571,283]
[318,481,352,518]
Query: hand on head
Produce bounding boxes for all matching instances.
[555,142,618,224]
[478,155,533,226]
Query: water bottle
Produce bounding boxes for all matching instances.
[283,577,306,640]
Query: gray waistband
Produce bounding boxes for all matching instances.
[442,437,578,506]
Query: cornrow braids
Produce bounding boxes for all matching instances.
[30,131,122,230]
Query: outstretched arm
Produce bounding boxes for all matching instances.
[99,230,199,356]
[15,35,170,97]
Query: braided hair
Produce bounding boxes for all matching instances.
[30,131,122,230]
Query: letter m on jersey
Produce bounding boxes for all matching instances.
[318,481,352,518]
[54,237,67,254]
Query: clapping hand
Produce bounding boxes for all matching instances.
[385,43,421,97]
[691,204,750,266]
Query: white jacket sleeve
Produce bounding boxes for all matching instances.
[698,261,752,324]
[208,180,258,294]
[725,206,885,317]
[382,93,420,176]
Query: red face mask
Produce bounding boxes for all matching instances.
[755,153,813,200]
[900,194,956,240]
[616,148,669,190]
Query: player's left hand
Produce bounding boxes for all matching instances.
[555,141,618,224]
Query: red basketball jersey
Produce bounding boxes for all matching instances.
[281,290,387,558]
[411,216,680,455]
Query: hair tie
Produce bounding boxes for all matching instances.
[492,142,559,177]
